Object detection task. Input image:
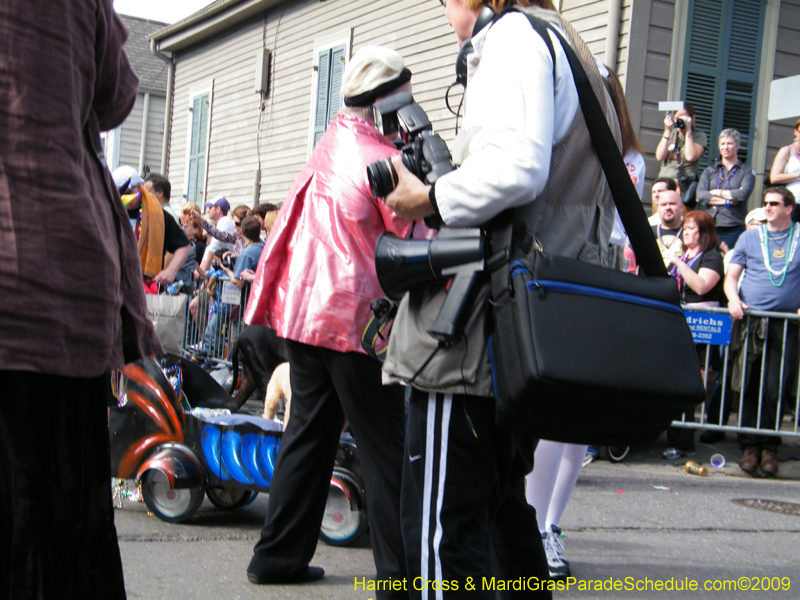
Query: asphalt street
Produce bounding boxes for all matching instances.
[116,432,800,600]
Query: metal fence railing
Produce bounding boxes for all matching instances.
[180,277,250,368]
[673,305,800,439]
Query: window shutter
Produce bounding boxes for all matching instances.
[312,45,347,148]
[187,94,210,203]
[313,50,332,147]
[328,46,346,123]
[682,0,765,170]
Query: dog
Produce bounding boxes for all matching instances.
[263,362,291,430]
[262,361,348,434]
[229,325,289,408]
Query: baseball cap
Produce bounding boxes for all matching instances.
[204,197,230,214]
[745,207,767,224]
[112,165,144,193]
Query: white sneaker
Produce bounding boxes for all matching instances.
[542,526,570,579]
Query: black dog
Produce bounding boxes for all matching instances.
[229,325,289,408]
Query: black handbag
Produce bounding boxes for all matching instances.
[487,17,706,446]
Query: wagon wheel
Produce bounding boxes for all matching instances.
[205,486,256,510]
[319,467,368,547]
[141,471,204,523]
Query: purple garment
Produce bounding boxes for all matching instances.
[0,0,161,376]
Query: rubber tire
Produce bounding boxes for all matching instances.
[601,445,631,462]
[319,468,368,547]
[141,471,205,523]
[205,486,255,510]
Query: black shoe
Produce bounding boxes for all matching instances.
[247,566,325,585]
[700,430,725,444]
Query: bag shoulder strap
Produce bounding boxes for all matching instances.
[491,10,667,278]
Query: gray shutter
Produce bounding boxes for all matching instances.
[187,93,210,203]
[313,50,331,147]
[328,46,346,123]
[312,45,347,148]
[683,0,765,170]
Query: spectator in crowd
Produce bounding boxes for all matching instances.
[173,214,205,293]
[383,0,623,595]
[114,165,191,287]
[702,206,769,443]
[655,103,708,192]
[648,177,677,226]
[243,45,416,593]
[0,1,161,596]
[653,190,686,268]
[195,203,249,258]
[661,211,724,459]
[725,187,800,476]
[696,129,756,250]
[769,118,800,200]
[144,173,178,224]
[252,202,280,236]
[219,216,263,290]
[198,197,236,273]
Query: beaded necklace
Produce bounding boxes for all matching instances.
[758,223,800,287]
[670,250,703,291]
[657,221,683,253]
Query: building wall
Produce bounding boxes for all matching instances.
[765,0,800,177]
[167,0,453,207]
[561,0,634,79]
[119,92,166,177]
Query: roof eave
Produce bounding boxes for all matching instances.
[149,0,285,53]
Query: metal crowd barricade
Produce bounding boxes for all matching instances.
[179,276,250,367]
[673,305,800,439]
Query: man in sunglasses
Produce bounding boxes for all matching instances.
[724,186,800,476]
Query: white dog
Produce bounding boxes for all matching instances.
[262,362,291,430]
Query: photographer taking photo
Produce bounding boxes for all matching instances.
[383,0,624,596]
[655,103,707,191]
[243,46,421,596]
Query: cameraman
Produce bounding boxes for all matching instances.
[243,46,419,596]
[384,1,622,596]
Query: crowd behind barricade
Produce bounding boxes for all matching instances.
[643,120,800,478]
[6,1,800,598]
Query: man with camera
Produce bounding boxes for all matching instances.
[383,0,623,597]
[243,46,419,596]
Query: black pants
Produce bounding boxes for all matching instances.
[0,371,126,600]
[402,391,550,599]
[739,320,799,451]
[248,341,406,598]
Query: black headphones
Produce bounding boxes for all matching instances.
[454,6,497,87]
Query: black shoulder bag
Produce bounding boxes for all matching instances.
[487,15,706,446]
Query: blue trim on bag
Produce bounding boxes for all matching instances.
[510,260,529,280]
[487,334,500,400]
[526,279,684,316]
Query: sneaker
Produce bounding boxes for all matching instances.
[582,452,596,468]
[760,450,778,476]
[739,447,760,475]
[542,526,570,579]
[662,447,695,460]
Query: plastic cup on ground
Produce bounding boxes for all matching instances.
[710,453,726,468]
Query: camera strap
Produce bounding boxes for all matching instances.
[360,297,398,362]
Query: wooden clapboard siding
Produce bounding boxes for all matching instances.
[765,0,800,176]
[561,0,634,78]
[166,0,455,205]
[119,96,144,168]
[145,95,167,175]
[169,18,264,206]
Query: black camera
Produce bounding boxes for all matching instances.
[212,256,235,271]
[675,118,686,130]
[366,92,454,200]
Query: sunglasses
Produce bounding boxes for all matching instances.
[233,221,242,226]
[763,201,785,207]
